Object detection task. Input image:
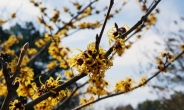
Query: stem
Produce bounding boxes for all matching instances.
[95,0,114,52]
[56,0,97,35]
[12,42,29,81]
[27,40,51,65]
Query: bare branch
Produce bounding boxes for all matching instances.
[27,40,51,65]
[95,0,114,52]
[0,42,29,110]
[12,42,29,81]
[56,0,97,35]
[120,0,160,39]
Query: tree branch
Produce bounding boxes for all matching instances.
[56,0,97,35]
[105,0,161,57]
[95,0,114,53]
[25,73,86,109]
[73,50,184,110]
[0,43,29,110]
[27,40,51,65]
[12,43,29,81]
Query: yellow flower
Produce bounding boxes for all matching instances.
[69,42,113,74]
[146,14,157,25]
[47,60,58,70]
[4,34,17,48]
[0,19,7,26]
[79,97,88,105]
[0,81,7,96]
[8,56,18,73]
[51,10,60,23]
[10,13,16,18]
[16,82,31,97]
[27,48,37,55]
[9,99,24,110]
[19,67,34,86]
[107,24,130,45]
[138,75,147,86]
[113,39,126,56]
[180,44,184,51]
[63,7,69,12]
[21,55,30,66]
[35,34,50,48]
[60,61,68,69]
[64,70,74,80]
[114,77,134,93]
[32,75,68,110]
[79,96,95,107]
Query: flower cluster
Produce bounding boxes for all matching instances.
[35,33,50,48]
[48,41,70,69]
[0,34,22,55]
[9,76,70,110]
[9,97,27,110]
[64,70,74,80]
[107,24,130,56]
[27,48,37,56]
[10,75,69,110]
[78,21,100,29]
[86,84,108,96]
[69,42,113,74]
[70,42,112,96]
[114,77,134,93]
[180,44,184,51]
[15,67,34,97]
[31,75,68,110]
[138,75,147,86]
[79,96,94,108]
[47,60,59,70]
[0,70,7,96]
[156,52,174,72]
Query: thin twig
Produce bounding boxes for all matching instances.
[120,0,160,39]
[33,65,59,82]
[95,0,114,53]
[27,40,51,65]
[12,42,29,81]
[72,50,184,110]
[105,0,161,57]
[56,0,97,35]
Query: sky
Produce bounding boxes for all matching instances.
[0,0,184,109]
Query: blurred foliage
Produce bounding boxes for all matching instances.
[137,91,184,110]
[109,91,184,110]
